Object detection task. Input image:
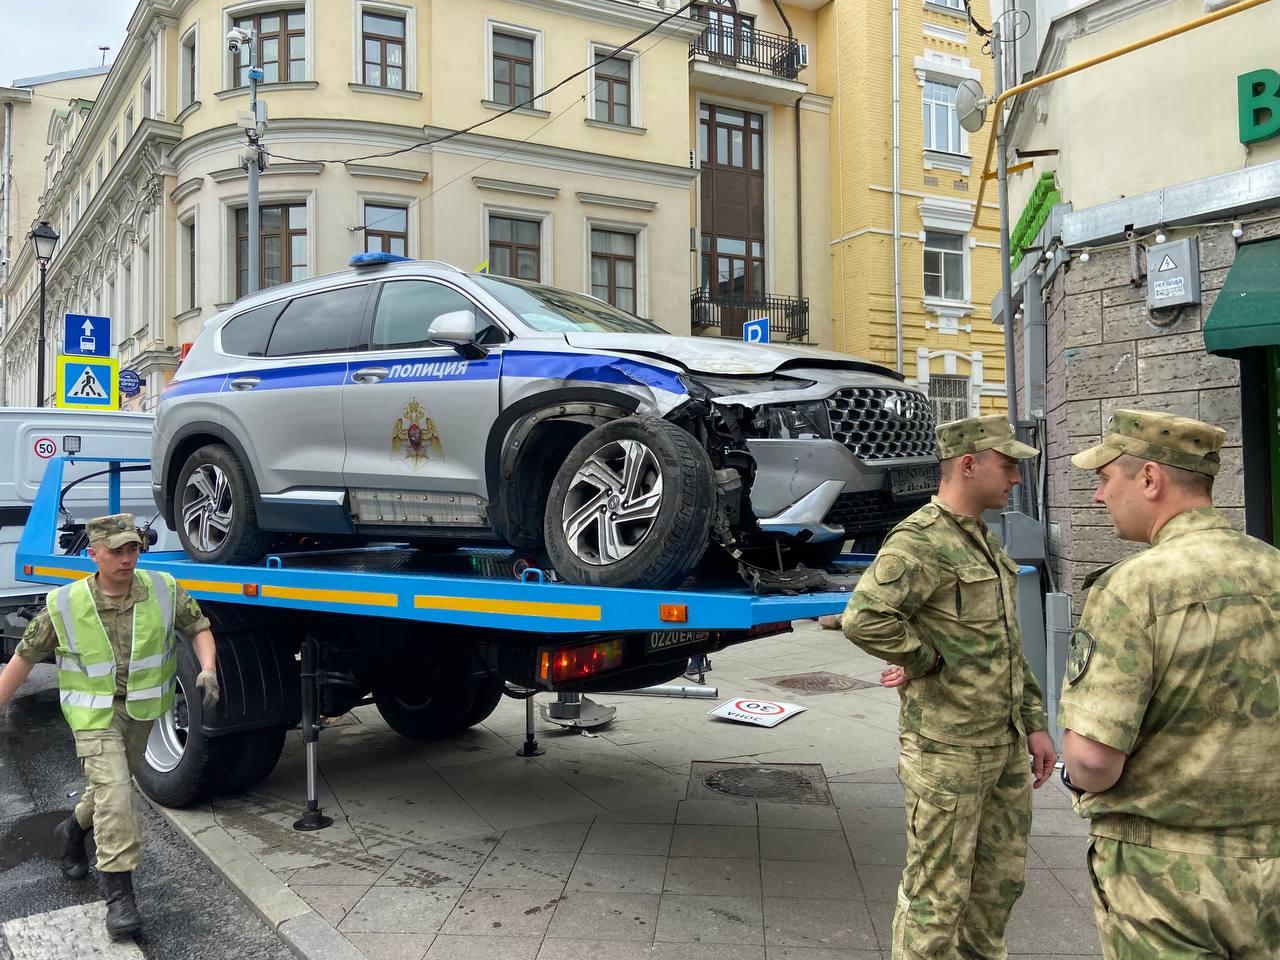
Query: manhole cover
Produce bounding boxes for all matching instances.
[758,671,873,694]
[687,761,832,805]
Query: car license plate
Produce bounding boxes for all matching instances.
[889,464,940,499]
[646,630,711,654]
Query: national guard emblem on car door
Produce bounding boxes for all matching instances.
[391,398,444,467]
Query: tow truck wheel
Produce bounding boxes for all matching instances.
[174,444,272,565]
[371,658,481,740]
[544,418,714,588]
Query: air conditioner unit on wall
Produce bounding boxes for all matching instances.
[796,43,809,69]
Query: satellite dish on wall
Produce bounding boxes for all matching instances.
[956,78,988,134]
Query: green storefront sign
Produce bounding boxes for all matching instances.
[1239,68,1280,146]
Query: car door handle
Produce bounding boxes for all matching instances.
[351,367,389,384]
[229,377,260,392]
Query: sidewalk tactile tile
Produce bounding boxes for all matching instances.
[763,896,877,951]
[546,891,660,941]
[655,894,765,945]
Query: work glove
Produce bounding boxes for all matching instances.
[195,669,220,709]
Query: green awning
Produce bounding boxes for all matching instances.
[1204,238,1280,355]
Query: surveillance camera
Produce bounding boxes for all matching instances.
[226,27,251,54]
[1124,229,1136,241]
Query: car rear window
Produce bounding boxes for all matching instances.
[219,301,285,357]
[265,284,369,357]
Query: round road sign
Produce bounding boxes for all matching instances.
[34,437,57,459]
[731,700,785,717]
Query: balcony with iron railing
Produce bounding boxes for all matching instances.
[690,289,810,342]
[689,21,803,82]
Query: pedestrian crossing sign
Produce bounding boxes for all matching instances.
[55,355,119,410]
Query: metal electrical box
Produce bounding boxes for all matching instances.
[1146,238,1201,311]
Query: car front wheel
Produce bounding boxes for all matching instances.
[174,444,272,565]
[543,418,715,588]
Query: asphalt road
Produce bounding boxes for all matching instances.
[0,663,296,960]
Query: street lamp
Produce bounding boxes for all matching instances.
[29,221,59,408]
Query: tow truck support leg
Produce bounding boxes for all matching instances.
[517,692,544,758]
[293,636,333,831]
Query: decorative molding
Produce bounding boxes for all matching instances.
[472,177,560,198]
[214,81,319,100]
[170,177,203,205]
[505,0,706,39]
[923,0,968,20]
[923,150,971,176]
[584,118,647,136]
[347,163,429,182]
[208,161,325,183]
[917,195,975,233]
[173,306,203,324]
[174,100,201,125]
[913,53,980,85]
[481,99,551,119]
[923,22,967,44]
[576,192,658,211]
[348,83,423,100]
[798,94,833,116]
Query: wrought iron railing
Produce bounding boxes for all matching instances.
[690,289,810,342]
[690,22,801,80]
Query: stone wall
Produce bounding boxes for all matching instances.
[1039,213,1280,617]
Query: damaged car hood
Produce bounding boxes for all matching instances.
[562,334,898,379]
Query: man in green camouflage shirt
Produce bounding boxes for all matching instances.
[843,414,1057,960]
[1062,410,1280,959]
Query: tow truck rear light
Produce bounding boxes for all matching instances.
[539,639,623,684]
[659,603,687,623]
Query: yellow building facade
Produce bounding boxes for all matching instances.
[819,0,1008,421]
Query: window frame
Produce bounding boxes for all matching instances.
[922,78,964,155]
[263,283,371,358]
[927,373,972,423]
[140,75,153,120]
[180,24,200,108]
[585,218,647,319]
[180,212,198,311]
[123,103,135,140]
[364,278,506,353]
[487,212,544,283]
[362,202,409,256]
[922,230,968,303]
[234,201,309,298]
[485,20,545,111]
[224,2,312,89]
[359,7,407,90]
[108,131,118,166]
[588,45,639,128]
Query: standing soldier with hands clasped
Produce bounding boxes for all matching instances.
[843,415,1058,960]
[0,514,219,941]
[1060,410,1280,958]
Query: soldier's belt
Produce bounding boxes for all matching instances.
[1091,813,1279,859]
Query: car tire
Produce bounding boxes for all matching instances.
[371,658,479,740]
[174,444,272,565]
[543,418,715,588]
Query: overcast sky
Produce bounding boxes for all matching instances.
[2,0,137,86]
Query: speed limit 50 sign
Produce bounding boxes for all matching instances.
[33,437,58,459]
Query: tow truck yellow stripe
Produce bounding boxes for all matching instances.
[261,585,399,607]
[177,579,245,595]
[31,567,91,581]
[414,595,601,621]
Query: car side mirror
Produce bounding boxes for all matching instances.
[428,309,487,360]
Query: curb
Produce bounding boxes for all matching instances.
[149,798,363,960]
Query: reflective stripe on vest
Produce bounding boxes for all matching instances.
[47,571,178,730]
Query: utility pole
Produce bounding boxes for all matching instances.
[231,26,266,296]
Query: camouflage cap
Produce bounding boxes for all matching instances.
[935,415,1039,461]
[1071,409,1225,477]
[87,513,143,549]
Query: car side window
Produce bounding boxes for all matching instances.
[219,302,285,357]
[372,280,506,350]
[265,285,369,357]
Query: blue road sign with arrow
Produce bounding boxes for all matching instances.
[64,313,111,358]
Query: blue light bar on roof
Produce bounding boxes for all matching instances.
[349,252,414,268]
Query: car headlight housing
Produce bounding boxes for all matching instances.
[750,401,831,440]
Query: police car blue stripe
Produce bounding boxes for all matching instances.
[502,351,686,395]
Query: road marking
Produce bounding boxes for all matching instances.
[2,902,145,958]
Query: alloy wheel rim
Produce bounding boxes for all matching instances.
[144,677,189,774]
[561,439,664,565]
[181,463,234,552]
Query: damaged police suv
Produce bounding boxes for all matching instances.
[154,255,939,588]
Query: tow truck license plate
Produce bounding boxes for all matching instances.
[646,630,711,653]
[890,464,940,499]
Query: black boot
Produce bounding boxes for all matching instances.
[54,815,89,880]
[102,871,143,940]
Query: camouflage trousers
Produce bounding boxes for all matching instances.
[1087,837,1280,960]
[71,699,154,873]
[892,731,1032,960]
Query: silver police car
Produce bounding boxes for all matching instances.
[154,254,938,588]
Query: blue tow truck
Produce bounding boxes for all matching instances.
[13,455,855,826]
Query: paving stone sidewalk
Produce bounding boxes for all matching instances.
[166,620,1101,960]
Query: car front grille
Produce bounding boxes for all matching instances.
[822,490,930,536]
[825,388,937,461]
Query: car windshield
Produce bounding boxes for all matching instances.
[471,275,667,334]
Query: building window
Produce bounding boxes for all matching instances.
[108,131,118,165]
[138,243,151,335]
[923,80,962,154]
[488,215,540,281]
[591,229,637,313]
[361,11,405,89]
[923,231,965,301]
[693,2,755,59]
[364,203,408,255]
[141,75,152,119]
[233,10,306,86]
[95,157,104,189]
[492,31,534,107]
[928,374,970,424]
[592,54,631,126]
[700,235,764,298]
[699,103,763,171]
[236,203,307,296]
[124,104,134,139]
[928,0,965,9]
[182,217,197,310]
[181,28,198,106]
[121,260,133,333]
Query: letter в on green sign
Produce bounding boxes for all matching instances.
[1238,68,1280,146]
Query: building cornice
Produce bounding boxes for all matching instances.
[505,0,706,40]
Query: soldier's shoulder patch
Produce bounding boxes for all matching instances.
[875,555,908,584]
[1066,628,1095,684]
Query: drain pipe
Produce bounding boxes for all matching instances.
[771,1,805,310]
[0,100,11,403]
[891,0,903,372]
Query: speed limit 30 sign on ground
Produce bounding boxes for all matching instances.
[709,698,806,728]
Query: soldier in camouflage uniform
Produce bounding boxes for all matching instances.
[843,415,1058,960]
[1062,410,1280,959]
[0,514,220,941]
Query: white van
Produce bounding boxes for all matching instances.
[1,408,176,657]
